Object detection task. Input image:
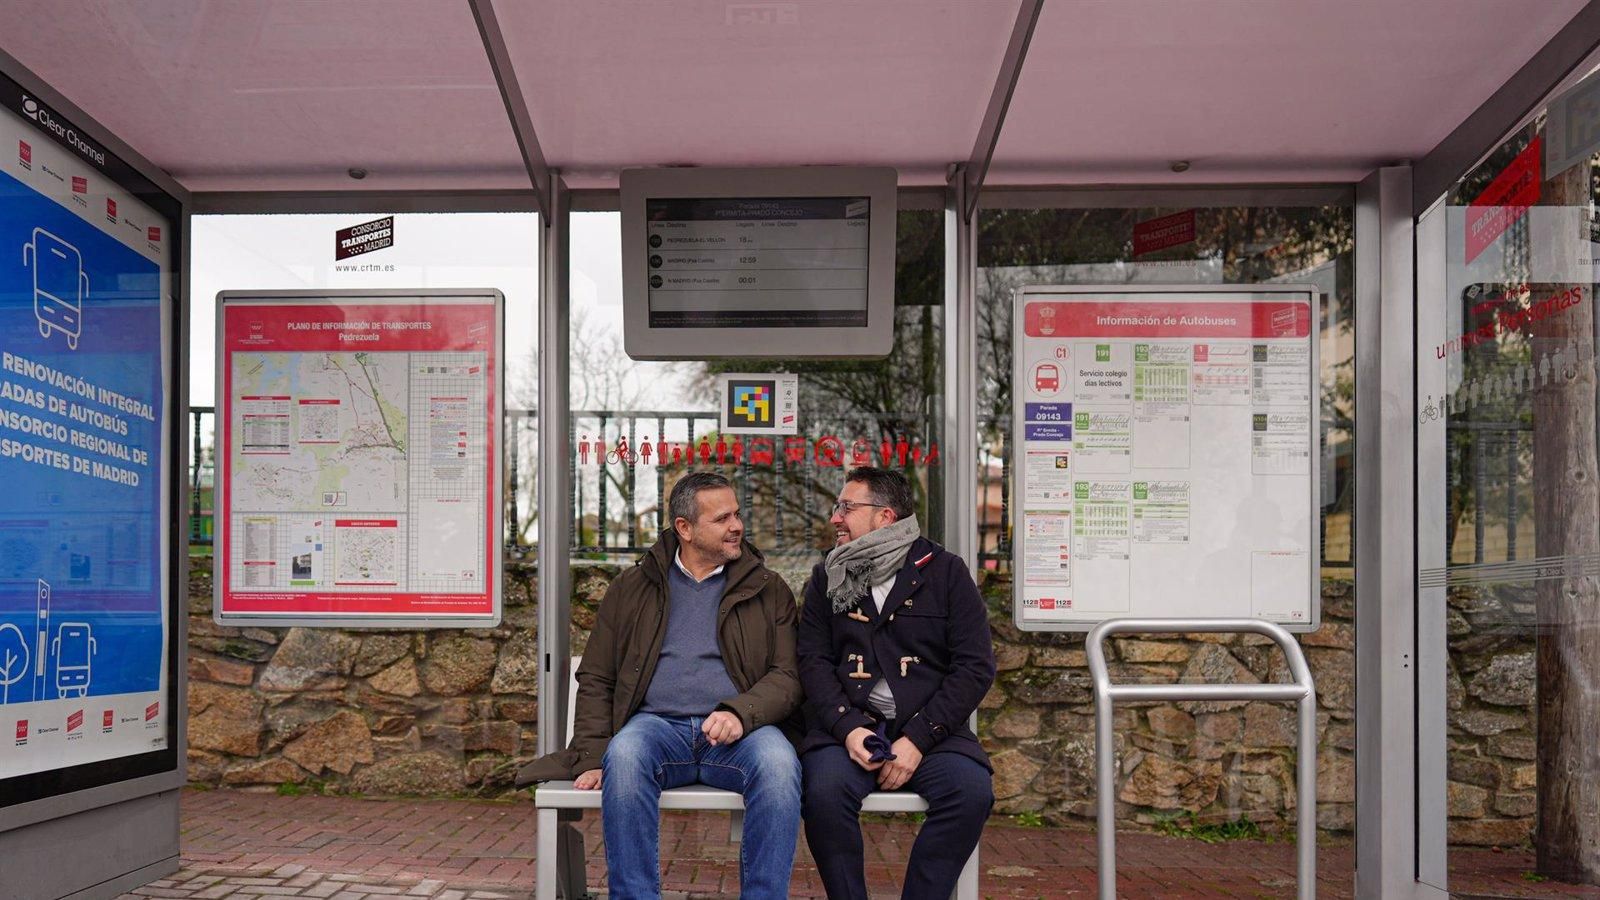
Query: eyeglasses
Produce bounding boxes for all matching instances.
[831,500,887,516]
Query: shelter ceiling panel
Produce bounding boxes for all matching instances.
[495,0,1024,187]
[1,0,529,192]
[990,0,1590,185]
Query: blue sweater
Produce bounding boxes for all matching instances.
[638,564,739,717]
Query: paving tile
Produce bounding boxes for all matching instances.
[95,789,1600,900]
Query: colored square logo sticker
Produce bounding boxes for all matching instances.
[726,380,776,429]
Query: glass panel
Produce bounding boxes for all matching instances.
[976,202,1355,890]
[566,208,945,594]
[1418,72,1600,892]
[179,211,540,794]
[189,212,542,554]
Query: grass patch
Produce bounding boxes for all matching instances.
[1013,811,1046,828]
[276,780,331,797]
[1151,811,1266,843]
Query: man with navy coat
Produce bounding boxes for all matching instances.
[798,466,997,899]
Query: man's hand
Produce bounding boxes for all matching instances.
[876,737,922,790]
[574,768,602,790]
[702,710,745,746]
[844,727,885,771]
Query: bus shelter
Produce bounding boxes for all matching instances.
[3,1,1600,897]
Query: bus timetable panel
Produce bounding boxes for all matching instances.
[1011,284,1321,632]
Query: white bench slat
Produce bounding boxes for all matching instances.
[536,781,930,813]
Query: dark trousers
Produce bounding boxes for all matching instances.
[801,744,994,900]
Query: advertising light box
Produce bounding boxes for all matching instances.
[215,290,504,628]
[0,71,176,791]
[1011,285,1321,632]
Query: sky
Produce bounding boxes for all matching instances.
[189,210,688,412]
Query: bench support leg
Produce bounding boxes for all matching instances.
[557,810,587,900]
[729,809,744,844]
[537,808,558,900]
[537,808,589,900]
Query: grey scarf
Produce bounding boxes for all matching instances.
[824,515,920,613]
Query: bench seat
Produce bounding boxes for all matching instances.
[534,781,932,813]
[534,657,974,899]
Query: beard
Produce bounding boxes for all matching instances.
[692,531,743,564]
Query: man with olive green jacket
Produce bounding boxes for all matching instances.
[516,472,802,900]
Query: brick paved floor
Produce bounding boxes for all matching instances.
[112,789,1600,899]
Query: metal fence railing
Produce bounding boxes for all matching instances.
[1445,419,1532,565]
[190,405,1355,570]
[188,406,943,563]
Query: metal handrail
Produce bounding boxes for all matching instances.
[1087,618,1318,900]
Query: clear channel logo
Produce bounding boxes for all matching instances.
[17,94,107,167]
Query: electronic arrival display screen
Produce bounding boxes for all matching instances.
[645,196,870,329]
[621,167,897,359]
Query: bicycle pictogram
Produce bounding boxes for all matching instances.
[606,437,638,466]
[1418,394,1442,424]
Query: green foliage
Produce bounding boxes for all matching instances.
[1151,811,1266,844]
[1013,811,1046,828]
[1521,871,1549,883]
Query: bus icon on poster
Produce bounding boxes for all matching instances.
[22,228,89,350]
[52,622,97,699]
[1034,363,1060,393]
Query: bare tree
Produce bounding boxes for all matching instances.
[1531,156,1600,885]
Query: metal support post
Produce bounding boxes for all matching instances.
[1087,619,1317,900]
[943,164,982,900]
[535,175,584,899]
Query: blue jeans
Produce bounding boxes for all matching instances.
[801,745,994,900]
[601,713,801,899]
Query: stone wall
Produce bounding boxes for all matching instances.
[977,576,1356,836]
[185,562,543,795]
[1440,584,1540,847]
[183,564,1541,846]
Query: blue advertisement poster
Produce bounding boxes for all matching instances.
[0,113,169,776]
